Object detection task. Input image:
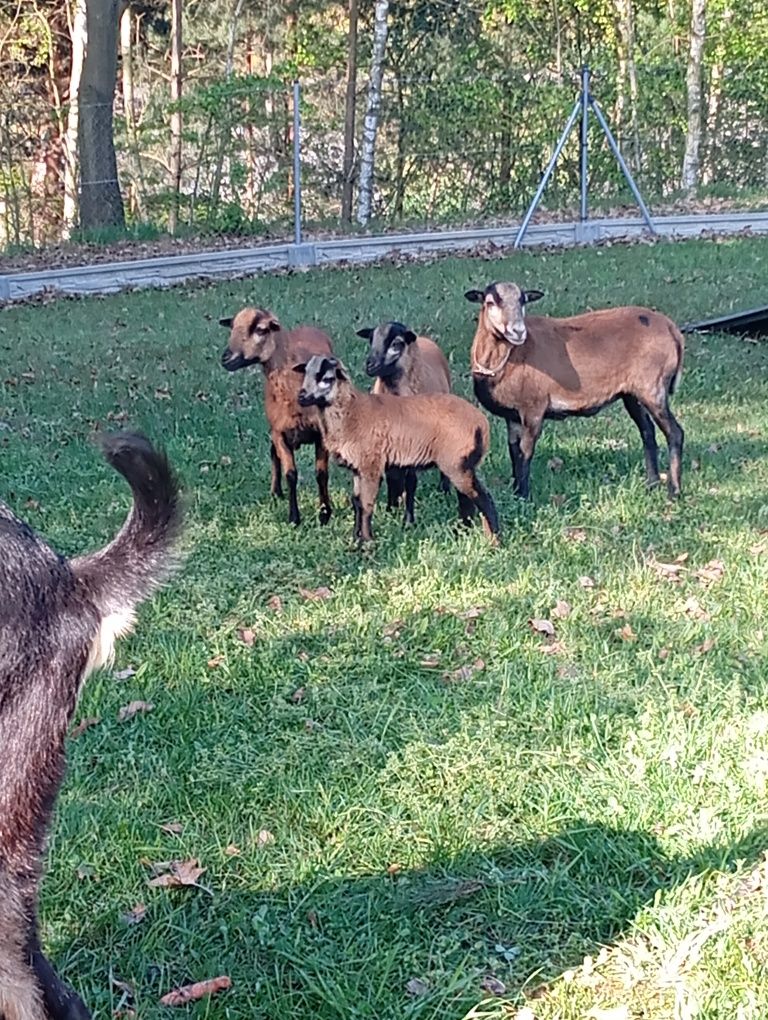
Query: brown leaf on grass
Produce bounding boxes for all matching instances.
[148,859,206,888]
[682,596,710,621]
[550,493,566,508]
[24,498,40,510]
[256,829,275,847]
[615,623,636,642]
[114,666,136,681]
[159,976,231,1006]
[540,641,566,656]
[694,637,716,655]
[420,653,442,668]
[481,975,507,996]
[307,909,319,929]
[121,903,147,926]
[70,716,100,739]
[547,456,564,473]
[443,658,485,683]
[207,654,225,669]
[76,863,98,881]
[659,647,670,660]
[237,628,256,647]
[299,585,333,601]
[457,606,484,620]
[387,862,401,876]
[160,822,183,835]
[578,575,596,589]
[529,618,555,637]
[117,700,154,722]
[154,386,171,400]
[290,686,306,703]
[406,978,430,998]
[650,559,686,583]
[552,600,572,619]
[382,619,404,640]
[694,559,725,586]
[564,527,588,543]
[224,844,241,857]
[267,594,283,613]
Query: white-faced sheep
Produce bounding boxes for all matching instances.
[294,355,499,542]
[220,307,335,526]
[0,433,181,1020]
[356,321,452,523]
[465,282,684,499]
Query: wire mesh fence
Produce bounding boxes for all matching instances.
[2,61,768,256]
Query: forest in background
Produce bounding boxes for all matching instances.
[1,0,768,252]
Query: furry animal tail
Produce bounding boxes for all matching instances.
[71,433,182,669]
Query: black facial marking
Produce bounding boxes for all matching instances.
[639,314,650,326]
[487,283,502,306]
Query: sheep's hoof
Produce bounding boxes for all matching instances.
[319,505,332,525]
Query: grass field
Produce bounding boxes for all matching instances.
[3,235,768,1019]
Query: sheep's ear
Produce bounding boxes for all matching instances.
[403,330,417,344]
[464,289,485,303]
[356,327,374,340]
[292,362,308,374]
[266,314,281,332]
[335,362,350,381]
[219,316,234,328]
[522,289,545,304]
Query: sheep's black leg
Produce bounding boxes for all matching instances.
[351,474,363,540]
[470,476,500,538]
[314,438,332,525]
[403,470,417,526]
[643,397,684,498]
[438,471,451,494]
[29,941,91,1020]
[270,442,283,498]
[622,395,660,487]
[385,468,404,511]
[507,416,542,500]
[456,491,476,526]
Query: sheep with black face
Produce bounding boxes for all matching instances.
[466,282,685,500]
[295,355,499,543]
[356,320,452,523]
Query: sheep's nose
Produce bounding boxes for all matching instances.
[365,359,379,376]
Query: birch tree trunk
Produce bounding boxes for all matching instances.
[341,0,359,222]
[356,0,389,226]
[120,4,145,220]
[78,0,125,230]
[62,0,87,238]
[615,0,641,169]
[168,0,183,233]
[681,0,706,192]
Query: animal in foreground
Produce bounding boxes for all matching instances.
[357,320,452,523]
[0,433,181,1020]
[220,307,335,526]
[466,282,685,499]
[294,354,499,543]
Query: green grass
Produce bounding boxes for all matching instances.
[3,235,768,1019]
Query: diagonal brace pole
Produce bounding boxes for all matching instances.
[590,97,656,234]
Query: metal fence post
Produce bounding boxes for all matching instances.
[292,80,302,247]
[579,66,590,223]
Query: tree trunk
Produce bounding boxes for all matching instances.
[62,0,87,238]
[78,0,124,230]
[168,0,183,233]
[702,8,731,185]
[681,0,706,193]
[341,0,359,221]
[120,3,146,220]
[615,0,641,170]
[356,0,389,225]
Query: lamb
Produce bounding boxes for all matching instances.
[356,320,452,523]
[465,282,685,499]
[294,355,499,542]
[0,432,181,1020]
[220,307,334,526]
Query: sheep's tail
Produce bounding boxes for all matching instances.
[669,323,685,395]
[72,432,182,626]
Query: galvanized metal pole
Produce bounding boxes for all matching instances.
[514,98,581,249]
[579,66,590,223]
[292,80,302,247]
[590,97,656,234]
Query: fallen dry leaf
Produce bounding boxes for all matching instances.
[457,606,484,619]
[24,497,40,510]
[70,716,100,739]
[650,559,686,583]
[307,909,319,928]
[514,1009,537,1020]
[579,575,596,589]
[121,903,147,926]
[587,1008,630,1020]
[694,559,725,586]
[420,653,442,668]
[290,686,306,703]
[382,619,404,640]
[114,666,136,681]
[443,658,485,683]
[406,977,430,997]
[694,637,716,655]
[552,599,572,619]
[160,822,183,836]
[117,700,154,723]
[481,975,507,996]
[256,829,275,847]
[547,456,564,472]
[207,654,225,669]
[267,594,283,613]
[682,596,710,621]
[159,976,231,1007]
[565,526,588,543]
[529,618,555,637]
[659,647,670,660]
[224,844,241,857]
[76,863,98,881]
[237,628,256,647]
[540,640,566,655]
[148,859,206,888]
[299,585,333,601]
[551,493,566,508]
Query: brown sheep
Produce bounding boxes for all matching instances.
[294,355,499,543]
[465,282,685,500]
[220,307,334,526]
[0,433,181,1020]
[356,320,452,522]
